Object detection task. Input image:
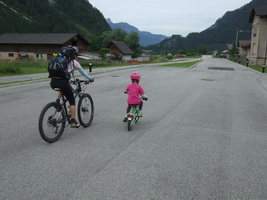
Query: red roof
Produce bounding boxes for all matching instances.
[238,40,251,48]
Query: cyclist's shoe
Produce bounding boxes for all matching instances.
[70,119,80,128]
[137,110,143,117]
[123,115,128,122]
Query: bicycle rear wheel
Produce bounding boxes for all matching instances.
[38,102,66,143]
[77,93,94,127]
[127,119,133,131]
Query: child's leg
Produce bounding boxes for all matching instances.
[126,104,132,113]
[138,101,143,111]
[123,105,132,122]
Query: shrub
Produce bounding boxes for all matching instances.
[0,62,21,74]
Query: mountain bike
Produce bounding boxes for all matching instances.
[38,79,94,143]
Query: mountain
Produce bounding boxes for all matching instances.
[106,18,167,47]
[146,0,266,52]
[0,0,111,40]
[0,0,265,53]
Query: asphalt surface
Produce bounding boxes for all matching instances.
[0,56,267,200]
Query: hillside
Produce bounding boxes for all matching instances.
[0,0,111,40]
[106,18,167,47]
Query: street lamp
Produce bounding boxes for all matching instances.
[235,30,243,47]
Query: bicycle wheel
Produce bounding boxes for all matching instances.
[127,119,133,131]
[38,102,66,143]
[77,93,94,127]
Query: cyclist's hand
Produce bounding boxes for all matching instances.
[86,78,94,84]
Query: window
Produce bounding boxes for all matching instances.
[36,54,43,59]
[8,53,14,57]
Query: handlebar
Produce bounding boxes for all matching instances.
[71,78,94,85]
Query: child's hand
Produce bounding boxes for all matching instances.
[142,97,148,101]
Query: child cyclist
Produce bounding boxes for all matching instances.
[123,72,148,122]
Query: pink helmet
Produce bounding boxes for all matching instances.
[130,72,141,80]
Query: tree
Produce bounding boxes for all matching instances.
[100,28,127,49]
[198,45,207,55]
[124,32,141,57]
[98,48,110,60]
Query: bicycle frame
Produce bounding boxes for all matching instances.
[127,106,139,123]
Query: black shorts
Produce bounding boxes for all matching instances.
[50,79,75,105]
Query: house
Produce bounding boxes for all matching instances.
[107,41,133,61]
[248,5,267,65]
[0,33,90,61]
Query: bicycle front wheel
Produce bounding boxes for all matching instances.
[38,102,66,143]
[77,93,94,127]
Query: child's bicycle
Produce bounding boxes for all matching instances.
[38,79,94,143]
[124,92,148,131]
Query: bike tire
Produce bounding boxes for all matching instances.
[77,93,94,127]
[127,119,132,131]
[38,102,66,143]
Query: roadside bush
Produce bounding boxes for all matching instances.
[0,62,21,74]
[0,61,48,76]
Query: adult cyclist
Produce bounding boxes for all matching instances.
[50,46,94,128]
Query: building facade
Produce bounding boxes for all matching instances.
[249,5,267,65]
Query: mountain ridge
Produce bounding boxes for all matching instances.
[106,18,167,47]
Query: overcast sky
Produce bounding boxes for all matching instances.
[88,0,252,37]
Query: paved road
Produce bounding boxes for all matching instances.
[0,57,266,199]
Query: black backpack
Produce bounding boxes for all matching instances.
[48,46,76,79]
[48,55,71,80]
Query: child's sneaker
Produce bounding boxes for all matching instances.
[123,114,128,122]
[70,119,80,128]
[137,110,143,117]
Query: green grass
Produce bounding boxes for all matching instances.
[0,61,48,76]
[0,58,201,77]
[160,60,201,68]
[0,60,146,77]
[249,65,264,73]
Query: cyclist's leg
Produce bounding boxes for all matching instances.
[126,104,132,113]
[56,91,62,103]
[63,86,80,128]
[55,80,80,128]
[137,101,143,117]
[50,79,63,104]
[138,101,143,110]
[123,104,131,122]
